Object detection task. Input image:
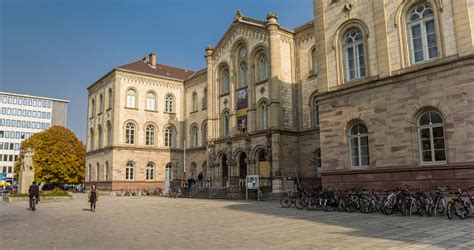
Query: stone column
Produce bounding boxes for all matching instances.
[205,45,216,141]
[266,13,282,130]
[313,0,329,90]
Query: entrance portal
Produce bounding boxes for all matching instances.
[221,154,228,187]
[238,152,247,187]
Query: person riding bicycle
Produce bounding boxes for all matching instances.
[28,181,40,204]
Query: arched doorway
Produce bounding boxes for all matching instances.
[256,149,271,187]
[164,163,173,194]
[221,154,228,187]
[238,152,247,187]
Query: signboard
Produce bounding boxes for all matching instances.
[1,173,6,182]
[236,89,248,110]
[246,175,259,189]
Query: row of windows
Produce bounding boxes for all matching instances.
[89,88,113,117]
[191,88,207,113]
[0,95,52,108]
[0,142,20,150]
[0,119,50,130]
[334,3,438,82]
[0,131,35,141]
[124,89,176,113]
[0,154,19,162]
[1,107,51,119]
[312,110,446,175]
[1,166,13,174]
[219,49,269,95]
[220,100,268,137]
[125,123,175,147]
[125,161,155,181]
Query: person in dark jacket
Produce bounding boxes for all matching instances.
[88,184,99,212]
[28,181,40,204]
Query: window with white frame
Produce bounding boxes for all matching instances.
[146,92,156,111]
[125,161,134,180]
[146,162,154,181]
[108,88,113,109]
[349,123,369,167]
[221,68,230,94]
[145,124,155,146]
[222,110,230,137]
[239,62,248,88]
[407,3,438,64]
[98,125,103,148]
[203,88,207,109]
[164,126,174,147]
[418,110,446,163]
[99,94,104,113]
[343,29,366,81]
[259,101,268,130]
[192,92,198,112]
[89,128,94,151]
[202,122,208,145]
[107,121,112,146]
[125,122,135,145]
[90,99,95,117]
[258,54,268,82]
[126,89,136,108]
[191,125,198,147]
[165,95,174,113]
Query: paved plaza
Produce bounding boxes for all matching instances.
[0,194,473,249]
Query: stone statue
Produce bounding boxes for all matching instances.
[18,148,35,194]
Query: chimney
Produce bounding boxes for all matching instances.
[149,52,157,68]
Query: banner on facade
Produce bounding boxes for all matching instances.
[237,115,247,130]
[236,88,248,110]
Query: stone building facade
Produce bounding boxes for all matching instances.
[86,0,474,193]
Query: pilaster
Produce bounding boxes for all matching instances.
[453,0,474,57]
[266,13,282,130]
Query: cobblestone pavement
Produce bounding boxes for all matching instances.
[1,194,473,249]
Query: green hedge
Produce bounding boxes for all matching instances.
[10,190,71,197]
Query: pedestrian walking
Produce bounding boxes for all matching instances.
[88,184,99,212]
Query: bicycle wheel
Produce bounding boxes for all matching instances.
[454,200,469,219]
[294,197,306,210]
[345,200,355,213]
[446,201,454,220]
[400,199,412,216]
[280,195,292,208]
[359,198,370,213]
[435,198,446,215]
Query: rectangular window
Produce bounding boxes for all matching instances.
[11,120,15,127]
[42,112,46,118]
[28,99,32,106]
[33,100,37,106]
[8,166,12,173]
[47,101,52,108]
[42,100,47,108]
[22,121,26,128]
[47,112,51,119]
[8,97,12,103]
[21,132,25,139]
[7,108,11,115]
[27,121,31,128]
[0,131,3,138]
[32,111,36,118]
[13,97,17,104]
[16,132,20,139]
[5,132,9,139]
[2,166,5,173]
[46,123,50,129]
[14,143,19,150]
[6,120,10,127]
[8,155,13,161]
[1,107,5,114]
[3,155,7,161]
[12,109,16,116]
[2,96,6,103]
[0,119,4,126]
[28,110,31,117]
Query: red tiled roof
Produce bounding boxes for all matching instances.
[117,60,195,81]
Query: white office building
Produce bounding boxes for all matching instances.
[0,92,69,184]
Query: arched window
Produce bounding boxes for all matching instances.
[258,54,268,82]
[146,92,156,111]
[107,121,112,146]
[165,94,174,113]
[99,94,104,113]
[349,123,369,167]
[108,88,113,109]
[126,88,136,108]
[259,101,268,130]
[191,125,198,147]
[315,149,322,176]
[145,124,155,146]
[343,29,366,81]
[202,88,207,109]
[220,68,230,94]
[125,122,135,145]
[313,99,320,127]
[407,3,438,64]
[418,110,445,163]
[88,164,92,181]
[90,99,95,117]
[96,163,100,181]
[89,128,94,151]
[192,92,198,112]
[164,126,174,147]
[146,162,154,181]
[311,48,317,75]
[202,122,208,146]
[125,161,134,180]
[221,110,230,137]
[239,62,248,88]
[98,125,103,149]
[105,161,110,181]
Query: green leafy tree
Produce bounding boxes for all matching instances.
[14,126,85,184]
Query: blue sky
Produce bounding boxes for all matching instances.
[0,0,313,142]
